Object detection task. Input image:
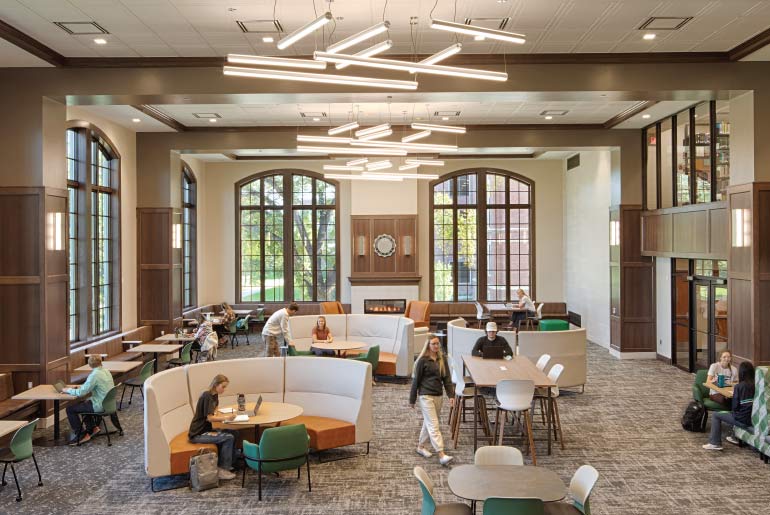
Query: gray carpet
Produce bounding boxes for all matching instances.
[2,335,770,514]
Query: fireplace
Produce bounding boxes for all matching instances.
[364,299,406,315]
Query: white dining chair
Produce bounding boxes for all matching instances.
[494,379,536,464]
[474,301,491,328]
[535,354,551,372]
[413,466,472,515]
[447,354,490,448]
[534,363,565,450]
[544,465,599,515]
[474,445,523,466]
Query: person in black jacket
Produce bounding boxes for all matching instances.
[472,322,513,358]
[188,374,239,479]
[410,336,456,466]
[703,361,755,451]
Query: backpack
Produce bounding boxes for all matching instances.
[189,449,219,492]
[682,401,708,432]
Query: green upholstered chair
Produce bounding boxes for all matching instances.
[413,466,472,515]
[224,320,240,349]
[242,424,311,500]
[0,419,42,502]
[484,498,544,515]
[77,384,123,446]
[120,359,155,410]
[287,344,314,356]
[236,315,252,345]
[693,369,729,411]
[166,342,193,369]
[539,319,569,331]
[351,345,380,375]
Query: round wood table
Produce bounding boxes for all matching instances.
[213,401,303,442]
[310,340,365,357]
[448,465,567,502]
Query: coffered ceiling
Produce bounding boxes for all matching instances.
[0,0,769,61]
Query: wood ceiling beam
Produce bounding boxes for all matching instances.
[0,19,65,67]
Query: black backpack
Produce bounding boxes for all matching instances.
[682,401,708,432]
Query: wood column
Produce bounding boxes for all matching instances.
[610,205,656,355]
[727,182,770,366]
[0,187,69,392]
[137,208,182,334]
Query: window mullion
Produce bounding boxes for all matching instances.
[284,173,294,302]
[311,179,318,302]
[477,172,486,302]
[452,177,459,302]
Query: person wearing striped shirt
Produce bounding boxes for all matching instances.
[703,361,755,451]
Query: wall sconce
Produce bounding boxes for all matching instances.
[403,235,412,256]
[357,236,366,256]
[172,223,182,249]
[609,220,620,246]
[732,208,751,248]
[46,212,64,251]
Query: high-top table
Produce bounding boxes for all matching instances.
[156,333,196,343]
[129,343,183,372]
[310,340,365,357]
[448,464,566,502]
[462,355,557,457]
[12,385,78,443]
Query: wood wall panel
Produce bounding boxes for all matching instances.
[673,210,708,254]
[45,280,67,362]
[0,284,39,363]
[619,321,657,352]
[0,194,39,276]
[139,210,170,265]
[641,202,727,259]
[396,217,417,275]
[708,208,728,257]
[140,269,169,322]
[758,190,770,276]
[622,266,654,319]
[642,213,672,253]
[371,219,396,274]
[728,278,752,362]
[350,215,419,282]
[621,208,644,262]
[351,218,369,274]
[760,281,770,364]
[610,315,621,351]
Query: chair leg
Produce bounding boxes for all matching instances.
[10,464,21,502]
[31,454,42,486]
[2,462,7,485]
[110,413,124,435]
[539,398,546,425]
[119,386,127,411]
[306,459,311,492]
[496,408,504,445]
[553,399,565,450]
[104,418,112,446]
[524,411,537,465]
[128,385,135,406]
[241,464,247,488]
[258,462,262,501]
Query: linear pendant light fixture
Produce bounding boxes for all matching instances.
[347,157,368,166]
[326,21,390,54]
[277,12,333,49]
[223,66,418,90]
[401,130,431,143]
[405,158,445,166]
[430,19,526,44]
[366,160,393,170]
[364,171,439,180]
[336,40,393,69]
[297,145,407,156]
[399,163,420,170]
[313,51,508,82]
[355,123,391,137]
[227,54,326,69]
[328,121,360,135]
[350,139,458,152]
[419,43,462,65]
[323,165,364,171]
[411,122,466,134]
[358,129,393,141]
[297,135,351,144]
[324,173,403,181]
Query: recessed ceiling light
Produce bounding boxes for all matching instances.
[442,116,449,121]
[209,118,218,123]
[132,118,141,123]
[642,114,651,119]
[545,116,553,120]
[262,36,274,43]
[643,33,656,40]
[94,38,107,45]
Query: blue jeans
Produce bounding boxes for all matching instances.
[191,430,238,470]
[709,411,750,445]
[66,400,95,436]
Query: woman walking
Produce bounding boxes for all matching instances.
[410,335,455,466]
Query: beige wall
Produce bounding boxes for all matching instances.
[730,91,755,185]
[67,106,138,331]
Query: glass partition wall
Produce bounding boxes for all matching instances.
[643,101,729,209]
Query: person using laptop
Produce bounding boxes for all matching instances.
[472,322,513,359]
[410,336,455,466]
[188,374,240,480]
[63,355,115,445]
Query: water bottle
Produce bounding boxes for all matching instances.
[717,374,725,388]
[237,393,245,412]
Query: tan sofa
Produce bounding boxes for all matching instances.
[144,356,372,487]
[518,328,587,389]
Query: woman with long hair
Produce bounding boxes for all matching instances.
[311,316,335,356]
[703,360,756,451]
[409,335,456,466]
[188,374,239,479]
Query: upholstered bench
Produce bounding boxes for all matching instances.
[283,415,355,451]
[539,319,569,331]
[169,432,218,475]
[0,374,36,419]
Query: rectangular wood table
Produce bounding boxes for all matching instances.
[74,360,143,374]
[462,355,557,454]
[704,382,735,399]
[12,385,78,442]
[155,333,196,343]
[129,343,183,372]
[0,420,26,439]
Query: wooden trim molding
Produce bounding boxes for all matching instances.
[348,276,422,285]
[604,101,659,129]
[132,105,186,132]
[0,19,65,66]
[728,26,770,61]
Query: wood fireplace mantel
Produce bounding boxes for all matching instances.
[348,276,422,285]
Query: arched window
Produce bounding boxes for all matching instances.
[182,166,197,308]
[66,123,121,345]
[237,171,338,303]
[431,169,534,302]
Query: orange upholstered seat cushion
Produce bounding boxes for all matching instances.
[283,415,355,451]
[169,432,218,475]
[376,352,397,376]
[320,301,345,314]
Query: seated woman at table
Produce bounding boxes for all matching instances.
[311,316,335,356]
[188,374,239,480]
[511,288,536,330]
[194,319,218,362]
[410,336,455,466]
[64,355,115,445]
[217,302,237,346]
[703,360,755,451]
[707,350,738,406]
[472,322,513,359]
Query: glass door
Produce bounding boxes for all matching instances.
[692,280,711,371]
[672,259,691,371]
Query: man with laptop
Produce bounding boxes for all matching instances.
[472,322,513,359]
[62,355,115,445]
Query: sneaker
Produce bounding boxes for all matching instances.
[76,433,92,445]
[702,443,723,451]
[416,447,432,458]
[218,468,236,480]
[726,436,740,445]
[439,454,454,466]
[91,426,101,437]
[67,434,80,446]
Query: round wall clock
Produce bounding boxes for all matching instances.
[373,234,397,257]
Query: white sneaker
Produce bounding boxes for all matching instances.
[439,455,454,466]
[218,468,236,480]
[726,436,740,445]
[416,447,432,458]
[702,443,723,451]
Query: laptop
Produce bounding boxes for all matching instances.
[482,346,506,360]
[252,395,263,416]
[53,380,66,393]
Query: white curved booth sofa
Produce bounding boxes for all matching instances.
[518,328,587,389]
[445,318,516,374]
[144,356,372,486]
[287,314,414,377]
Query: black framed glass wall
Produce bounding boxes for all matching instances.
[66,124,121,348]
[182,166,197,309]
[642,101,730,209]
